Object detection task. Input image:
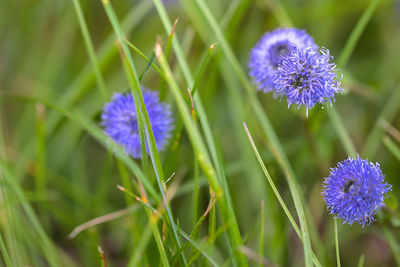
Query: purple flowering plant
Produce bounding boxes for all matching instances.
[323,156,392,226]
[101,89,173,159]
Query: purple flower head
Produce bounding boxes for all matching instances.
[249,28,317,93]
[101,89,173,159]
[322,156,392,226]
[274,47,342,115]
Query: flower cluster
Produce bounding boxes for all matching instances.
[101,89,173,159]
[274,47,341,114]
[249,27,341,113]
[322,156,392,226]
[249,28,317,93]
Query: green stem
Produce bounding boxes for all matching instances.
[72,0,108,100]
[334,219,341,267]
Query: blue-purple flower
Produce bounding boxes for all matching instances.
[101,89,173,159]
[249,28,317,93]
[322,156,392,226]
[274,47,342,115]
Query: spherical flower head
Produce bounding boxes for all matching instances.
[248,28,318,93]
[274,47,342,115]
[101,89,173,159]
[322,156,392,226]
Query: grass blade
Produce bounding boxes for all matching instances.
[383,136,400,161]
[72,0,108,100]
[243,122,321,267]
[363,85,400,157]
[0,233,12,267]
[334,219,341,267]
[337,0,382,68]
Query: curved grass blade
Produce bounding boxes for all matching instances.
[72,0,108,100]
[243,122,321,267]
[383,136,400,161]
[334,219,341,267]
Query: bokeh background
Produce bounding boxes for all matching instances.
[1,0,400,266]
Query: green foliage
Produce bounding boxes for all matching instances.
[0,0,399,266]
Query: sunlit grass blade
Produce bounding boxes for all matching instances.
[138,52,156,81]
[35,104,46,198]
[125,40,166,80]
[0,234,12,267]
[72,0,108,100]
[243,122,321,267]
[191,43,215,96]
[358,254,365,267]
[383,136,400,161]
[180,231,220,267]
[381,224,400,266]
[263,0,293,26]
[336,0,381,67]
[258,200,264,267]
[334,219,341,267]
[327,109,357,157]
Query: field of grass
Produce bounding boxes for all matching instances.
[1,0,400,266]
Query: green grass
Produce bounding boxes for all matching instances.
[1,0,400,266]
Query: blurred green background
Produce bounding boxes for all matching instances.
[0,0,400,266]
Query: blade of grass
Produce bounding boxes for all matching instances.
[243,122,321,267]
[334,219,341,267]
[72,0,108,100]
[336,0,381,68]
[0,233,12,267]
[101,1,187,264]
[180,231,220,267]
[263,0,293,26]
[138,52,156,81]
[383,136,400,161]
[125,40,166,79]
[191,43,215,96]
[327,109,357,157]
[259,200,264,267]
[35,104,46,199]
[363,85,400,157]
[381,224,400,266]
[127,222,153,267]
[358,254,365,267]
[155,42,248,266]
